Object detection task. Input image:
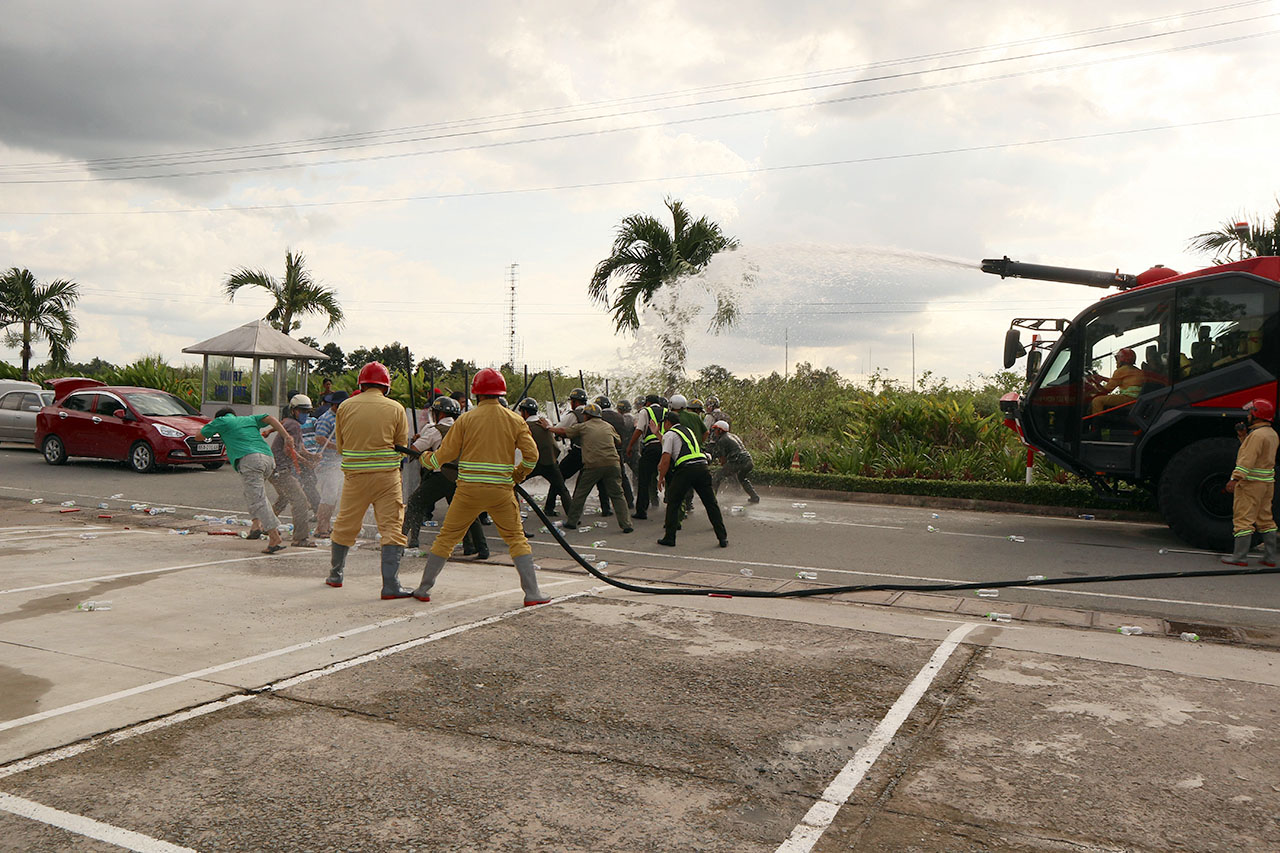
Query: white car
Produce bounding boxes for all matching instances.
[0,381,54,445]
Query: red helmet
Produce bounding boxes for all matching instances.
[471,367,506,396]
[1244,398,1275,420]
[1116,347,1136,365]
[357,361,391,389]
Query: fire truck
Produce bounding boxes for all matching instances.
[986,254,1280,549]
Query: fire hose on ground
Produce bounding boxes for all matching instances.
[513,485,1280,599]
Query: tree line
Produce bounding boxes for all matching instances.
[4,199,1279,382]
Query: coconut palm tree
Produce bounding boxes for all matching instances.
[1188,206,1280,264]
[588,198,742,389]
[0,267,80,379]
[223,250,344,335]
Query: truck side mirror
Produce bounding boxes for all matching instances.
[1003,328,1025,369]
[1025,350,1042,383]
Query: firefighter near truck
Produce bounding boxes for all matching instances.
[987,254,1280,551]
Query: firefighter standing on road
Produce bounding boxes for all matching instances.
[411,368,549,606]
[325,362,413,599]
[1221,398,1279,567]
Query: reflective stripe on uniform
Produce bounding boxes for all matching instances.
[457,459,516,485]
[670,425,708,468]
[340,449,401,471]
[1233,466,1275,482]
[642,405,666,443]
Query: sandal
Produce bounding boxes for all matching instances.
[262,544,287,554]
[246,529,263,540]
[290,540,318,548]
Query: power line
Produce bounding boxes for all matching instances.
[8,109,1277,216]
[1,15,1274,184]
[0,1,1263,176]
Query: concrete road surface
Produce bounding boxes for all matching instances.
[2,475,1280,850]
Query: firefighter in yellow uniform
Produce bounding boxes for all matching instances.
[411,368,549,606]
[325,361,413,599]
[1222,397,1279,567]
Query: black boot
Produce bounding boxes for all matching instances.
[327,544,349,587]
[380,545,412,599]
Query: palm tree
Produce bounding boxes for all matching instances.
[1188,206,1280,264]
[223,250,344,335]
[0,267,80,379]
[588,198,742,389]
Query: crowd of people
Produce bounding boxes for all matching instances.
[197,362,761,606]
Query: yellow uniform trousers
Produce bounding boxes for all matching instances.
[332,468,407,548]
[1232,479,1276,537]
[430,482,530,558]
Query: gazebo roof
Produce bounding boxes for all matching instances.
[182,320,329,360]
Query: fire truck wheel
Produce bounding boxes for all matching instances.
[1158,437,1237,551]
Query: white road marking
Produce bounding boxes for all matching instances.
[776,622,979,853]
[0,553,311,596]
[529,541,1280,615]
[0,529,155,544]
[0,579,585,734]
[922,616,1024,630]
[0,588,599,850]
[0,792,196,852]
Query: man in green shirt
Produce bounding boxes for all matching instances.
[200,407,294,554]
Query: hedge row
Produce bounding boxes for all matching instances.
[752,467,1157,511]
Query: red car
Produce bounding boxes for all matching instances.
[35,378,227,472]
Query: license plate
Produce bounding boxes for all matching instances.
[196,443,220,453]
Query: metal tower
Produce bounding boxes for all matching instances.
[506,263,519,366]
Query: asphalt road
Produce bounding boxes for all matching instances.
[3,441,1277,630]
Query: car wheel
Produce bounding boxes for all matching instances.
[42,435,67,465]
[202,461,225,471]
[128,441,156,473]
[1158,437,1236,551]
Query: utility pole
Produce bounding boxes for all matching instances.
[507,263,519,367]
[784,327,789,380]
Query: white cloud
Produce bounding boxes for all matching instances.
[3,1,1279,388]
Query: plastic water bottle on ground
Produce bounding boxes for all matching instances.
[79,533,98,540]
[927,525,939,533]
[802,512,817,519]
[594,520,608,528]
[976,589,999,598]
[77,600,112,611]
[1180,632,1200,642]
[60,501,76,507]
[98,503,109,509]
[1007,535,1025,543]
[986,612,1012,623]
[591,540,607,548]
[577,526,592,533]
[29,498,43,504]
[791,502,807,508]
[110,493,124,499]
[1118,626,1143,636]
[583,554,597,561]
[595,561,608,571]
[1158,548,1169,555]
[740,568,754,577]
[931,513,940,519]
[1026,574,1046,581]
[730,506,743,514]
[796,571,818,580]
[1079,514,1095,520]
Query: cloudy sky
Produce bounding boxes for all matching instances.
[3,0,1279,388]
